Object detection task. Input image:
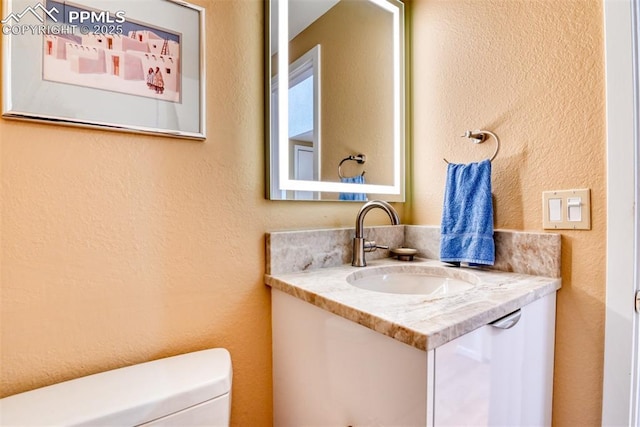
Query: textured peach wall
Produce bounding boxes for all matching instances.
[0,1,405,425]
[1,0,606,425]
[411,0,606,424]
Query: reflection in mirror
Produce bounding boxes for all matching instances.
[266,0,405,201]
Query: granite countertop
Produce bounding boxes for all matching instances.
[265,257,561,351]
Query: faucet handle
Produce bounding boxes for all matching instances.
[364,240,389,252]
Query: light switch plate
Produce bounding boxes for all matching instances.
[542,189,591,230]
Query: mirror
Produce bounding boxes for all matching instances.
[266,0,405,201]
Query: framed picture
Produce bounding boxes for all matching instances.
[2,0,206,139]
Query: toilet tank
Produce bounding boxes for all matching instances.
[0,348,232,426]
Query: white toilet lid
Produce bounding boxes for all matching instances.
[0,348,232,426]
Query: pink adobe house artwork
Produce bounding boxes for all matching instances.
[43,29,180,101]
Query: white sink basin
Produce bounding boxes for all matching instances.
[346,265,479,296]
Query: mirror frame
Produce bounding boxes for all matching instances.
[265,0,407,201]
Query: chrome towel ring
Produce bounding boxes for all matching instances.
[338,154,366,179]
[443,130,500,164]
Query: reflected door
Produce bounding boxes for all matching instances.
[293,145,317,200]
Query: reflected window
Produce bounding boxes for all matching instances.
[270,45,321,200]
[289,73,313,139]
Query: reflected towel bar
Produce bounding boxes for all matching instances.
[338,154,367,179]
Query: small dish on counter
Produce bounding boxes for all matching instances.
[389,247,418,261]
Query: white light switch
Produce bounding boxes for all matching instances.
[542,189,591,230]
[549,199,562,222]
[567,197,582,222]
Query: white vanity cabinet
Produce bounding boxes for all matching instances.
[271,289,556,427]
[432,292,556,426]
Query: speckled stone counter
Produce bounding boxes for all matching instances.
[265,226,561,351]
[265,257,560,351]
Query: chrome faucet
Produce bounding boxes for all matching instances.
[352,200,400,267]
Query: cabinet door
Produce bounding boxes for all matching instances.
[272,290,429,426]
[432,293,556,426]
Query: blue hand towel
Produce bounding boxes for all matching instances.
[440,159,495,266]
[339,175,368,201]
